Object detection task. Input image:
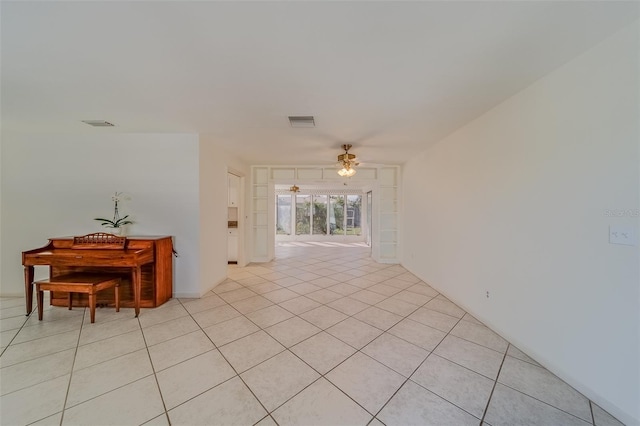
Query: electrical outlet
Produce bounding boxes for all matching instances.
[486,291,490,299]
[609,225,637,246]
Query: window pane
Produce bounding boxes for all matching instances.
[312,195,327,235]
[346,195,362,235]
[276,195,291,235]
[329,195,345,235]
[296,195,311,235]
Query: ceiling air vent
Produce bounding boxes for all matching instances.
[288,116,315,128]
[82,120,115,127]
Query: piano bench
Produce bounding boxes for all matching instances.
[35,274,121,323]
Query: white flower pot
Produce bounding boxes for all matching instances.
[110,227,125,236]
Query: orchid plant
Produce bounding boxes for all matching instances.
[94,192,133,229]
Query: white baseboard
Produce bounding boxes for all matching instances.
[200,278,227,296]
[173,276,228,299]
[0,292,25,298]
[173,291,201,299]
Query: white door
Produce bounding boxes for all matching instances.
[228,229,238,262]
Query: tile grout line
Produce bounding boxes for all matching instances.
[58,307,88,426]
[137,314,173,425]
[0,310,33,357]
[61,374,159,411]
[479,342,510,425]
[1,310,66,342]
[157,374,240,420]
[1,343,81,373]
[265,414,279,425]
[2,325,82,358]
[496,381,597,424]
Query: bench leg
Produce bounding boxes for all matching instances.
[68,293,73,310]
[25,266,34,316]
[89,293,96,323]
[37,286,44,321]
[115,283,120,312]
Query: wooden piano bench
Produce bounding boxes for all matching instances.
[35,274,121,323]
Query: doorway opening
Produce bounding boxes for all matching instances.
[227,172,242,264]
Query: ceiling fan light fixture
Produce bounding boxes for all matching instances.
[337,167,356,177]
[336,144,358,177]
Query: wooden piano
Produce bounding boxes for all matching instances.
[22,233,173,317]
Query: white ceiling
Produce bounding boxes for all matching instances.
[2,1,638,166]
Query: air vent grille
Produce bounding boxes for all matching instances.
[288,116,315,128]
[82,120,115,127]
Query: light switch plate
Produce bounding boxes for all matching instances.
[609,225,637,246]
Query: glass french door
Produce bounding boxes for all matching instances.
[295,195,311,235]
[276,195,292,235]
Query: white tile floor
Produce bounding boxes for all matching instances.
[0,244,625,426]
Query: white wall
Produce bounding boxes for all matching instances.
[199,136,249,294]
[402,23,639,425]
[0,133,201,298]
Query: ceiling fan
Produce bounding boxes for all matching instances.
[336,144,360,177]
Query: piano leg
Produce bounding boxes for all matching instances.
[133,266,141,317]
[24,266,34,316]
